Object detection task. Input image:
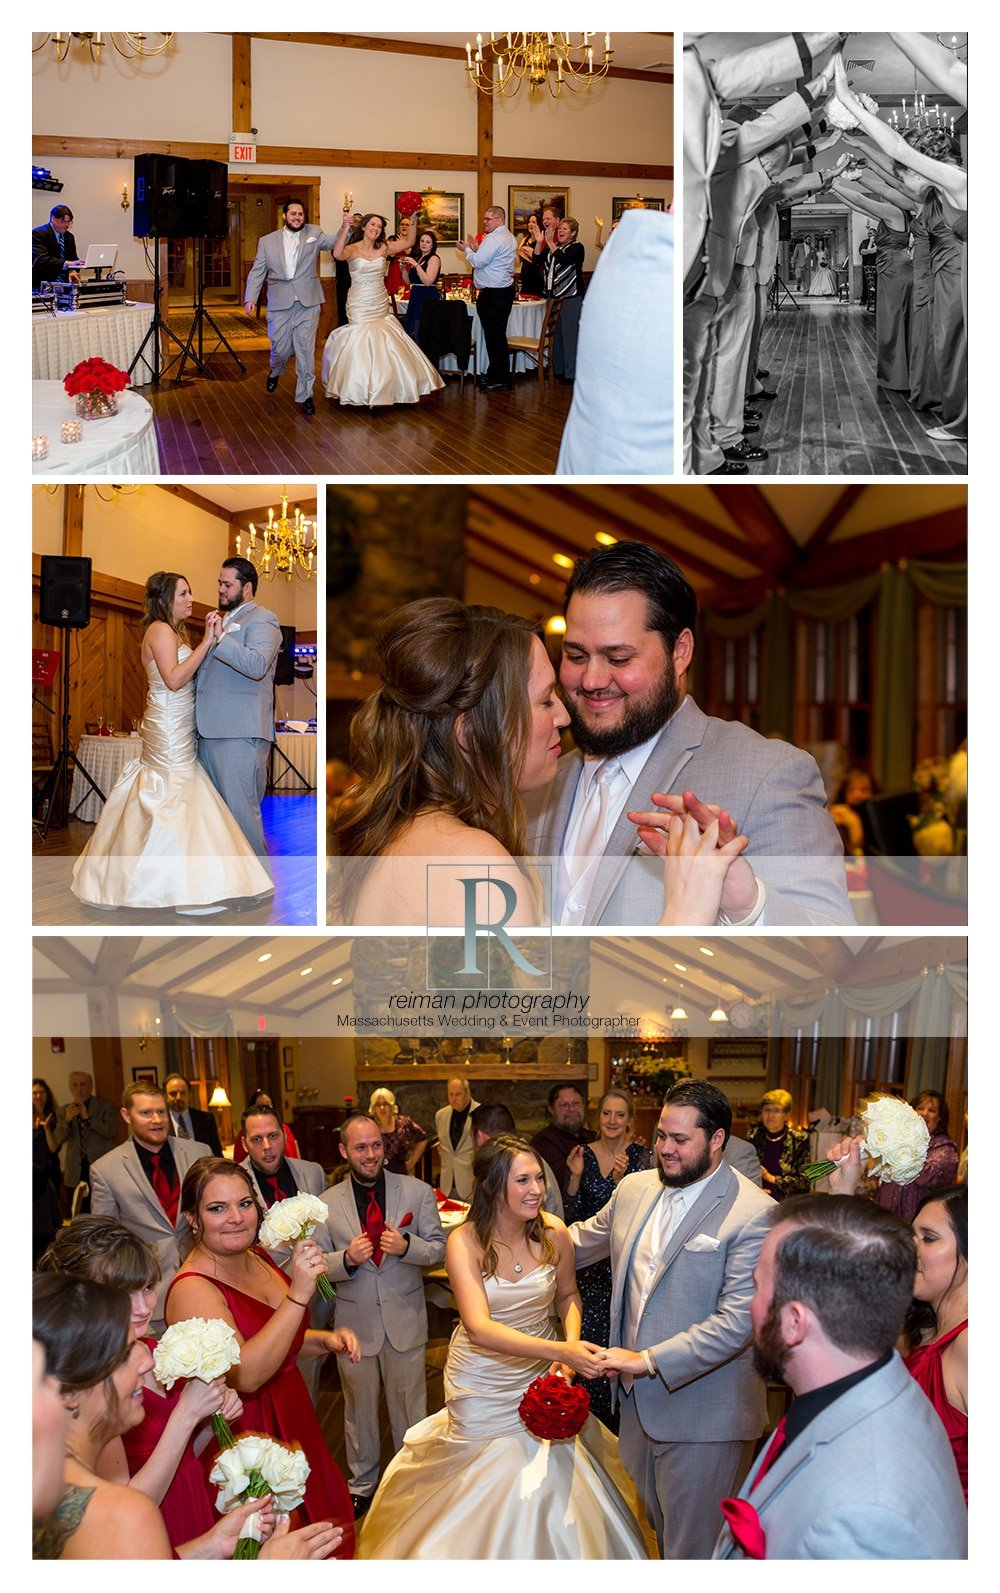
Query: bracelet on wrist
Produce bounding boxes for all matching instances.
[286,1295,308,1309]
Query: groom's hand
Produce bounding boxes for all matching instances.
[244,301,255,317]
[633,790,759,921]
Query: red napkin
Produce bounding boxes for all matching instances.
[719,1498,765,1559]
[434,1190,467,1212]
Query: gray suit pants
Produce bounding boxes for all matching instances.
[684,291,722,473]
[708,263,756,452]
[339,1342,427,1498]
[198,735,271,866]
[619,1394,754,1559]
[267,301,322,401]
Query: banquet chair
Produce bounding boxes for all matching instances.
[507,297,563,386]
[418,299,477,394]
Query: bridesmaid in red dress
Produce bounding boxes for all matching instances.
[166,1157,361,1556]
[905,1185,968,1500]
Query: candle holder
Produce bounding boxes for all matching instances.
[32,434,49,461]
[60,420,83,444]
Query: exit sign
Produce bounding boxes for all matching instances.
[229,135,257,164]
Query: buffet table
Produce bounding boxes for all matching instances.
[32,302,156,385]
[32,380,160,476]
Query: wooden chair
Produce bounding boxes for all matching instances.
[507,296,563,386]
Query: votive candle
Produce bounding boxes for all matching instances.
[60,420,83,443]
[32,434,49,460]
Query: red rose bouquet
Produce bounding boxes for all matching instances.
[397,189,422,218]
[64,356,130,419]
[518,1373,590,1440]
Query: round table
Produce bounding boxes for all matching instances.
[32,302,156,385]
[70,735,139,823]
[32,380,160,476]
[270,732,317,791]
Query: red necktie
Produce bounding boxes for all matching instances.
[749,1416,787,1490]
[148,1151,178,1226]
[718,1417,787,1559]
[266,1176,285,1205]
[364,1190,385,1266]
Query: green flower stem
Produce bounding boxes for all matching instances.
[317,1274,336,1303]
[233,1470,270,1561]
[803,1160,835,1182]
[211,1411,236,1450]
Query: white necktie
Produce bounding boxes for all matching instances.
[560,758,622,922]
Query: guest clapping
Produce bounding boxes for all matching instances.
[401,228,441,343]
[544,216,586,383]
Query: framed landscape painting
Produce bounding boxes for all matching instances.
[507,186,570,234]
[611,195,665,220]
[395,190,465,245]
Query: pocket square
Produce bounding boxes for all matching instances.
[223,623,241,633]
[683,1233,721,1252]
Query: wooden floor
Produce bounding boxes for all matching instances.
[750,297,968,475]
[32,796,319,926]
[145,346,571,476]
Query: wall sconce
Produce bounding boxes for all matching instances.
[137,1016,161,1051]
[121,184,130,213]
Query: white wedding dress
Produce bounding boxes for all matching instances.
[357,1262,648,1560]
[71,647,273,910]
[320,255,444,407]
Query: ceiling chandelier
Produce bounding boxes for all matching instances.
[236,493,316,583]
[889,74,956,136]
[465,32,612,99]
[33,32,175,63]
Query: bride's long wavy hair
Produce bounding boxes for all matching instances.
[351,212,387,248]
[465,1135,556,1279]
[332,598,540,911]
[142,571,191,645]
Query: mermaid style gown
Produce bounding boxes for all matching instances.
[357,1262,648,1560]
[321,256,444,406]
[873,220,913,392]
[807,253,837,297]
[70,647,272,910]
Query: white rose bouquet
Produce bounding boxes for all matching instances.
[210,1434,311,1558]
[152,1317,241,1447]
[259,1192,335,1301]
[827,90,879,131]
[805,1095,930,1185]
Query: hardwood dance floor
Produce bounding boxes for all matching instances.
[752,299,968,475]
[146,347,571,476]
[31,795,318,926]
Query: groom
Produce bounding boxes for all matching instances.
[244,197,342,415]
[195,557,281,878]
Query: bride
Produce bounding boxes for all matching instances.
[330,596,746,925]
[320,210,444,407]
[71,571,273,915]
[357,1136,648,1559]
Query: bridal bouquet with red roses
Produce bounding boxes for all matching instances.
[518,1373,590,1440]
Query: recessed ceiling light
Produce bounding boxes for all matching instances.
[331,976,343,987]
[552,553,574,569]
[529,572,540,584]
[257,953,271,964]
[546,615,567,635]
[700,947,714,957]
[595,531,616,545]
[673,962,687,971]
[299,966,313,976]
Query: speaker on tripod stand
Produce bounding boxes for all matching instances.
[176,159,246,379]
[35,556,108,837]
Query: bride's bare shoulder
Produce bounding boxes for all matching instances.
[384,810,512,860]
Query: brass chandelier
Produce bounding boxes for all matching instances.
[236,493,316,583]
[33,32,175,63]
[465,32,612,99]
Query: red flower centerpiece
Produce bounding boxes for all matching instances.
[518,1373,590,1440]
[64,356,130,420]
[397,189,422,219]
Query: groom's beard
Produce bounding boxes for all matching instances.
[217,594,244,612]
[284,218,305,232]
[564,659,681,757]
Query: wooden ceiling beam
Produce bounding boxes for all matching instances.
[540,488,732,588]
[802,485,867,556]
[795,508,967,587]
[708,485,798,567]
[611,485,769,575]
[34,939,100,987]
[466,549,563,610]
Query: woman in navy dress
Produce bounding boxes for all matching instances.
[564,1090,650,1430]
[401,229,441,343]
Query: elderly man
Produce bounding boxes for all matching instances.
[530,1082,595,1198]
[524,541,853,927]
[321,1114,445,1517]
[434,1077,480,1201]
[714,1191,967,1558]
[53,1071,118,1211]
[164,1073,221,1156]
[89,1084,209,1332]
[471,1102,563,1217]
[572,1080,773,1558]
[457,205,517,391]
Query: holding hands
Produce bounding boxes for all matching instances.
[627,789,755,923]
[552,1339,607,1379]
[203,609,223,642]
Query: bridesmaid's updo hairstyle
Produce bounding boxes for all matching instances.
[33,1272,132,1394]
[142,570,191,644]
[903,126,963,168]
[180,1156,264,1240]
[466,1133,556,1278]
[37,1214,160,1291]
[332,597,541,907]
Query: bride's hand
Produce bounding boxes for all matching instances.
[547,1360,577,1381]
[656,812,749,926]
[559,1340,608,1379]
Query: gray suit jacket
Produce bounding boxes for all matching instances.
[194,600,281,741]
[243,1155,331,1268]
[434,1100,480,1202]
[321,1173,445,1355]
[713,1353,968,1558]
[89,1138,209,1322]
[244,226,341,313]
[572,1163,773,1442]
[53,1094,118,1187]
[724,1135,762,1186]
[524,696,853,926]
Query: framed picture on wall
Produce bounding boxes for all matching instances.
[611,195,665,220]
[132,1065,158,1085]
[394,190,465,245]
[507,186,571,235]
[283,1070,295,1092]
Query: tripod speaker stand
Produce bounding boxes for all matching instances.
[34,640,107,840]
[176,235,246,381]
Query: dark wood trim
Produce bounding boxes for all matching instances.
[466,549,563,609]
[159,484,233,522]
[803,484,867,556]
[244,33,673,84]
[232,33,252,134]
[477,83,493,230]
[708,485,798,567]
[493,157,672,180]
[63,484,85,558]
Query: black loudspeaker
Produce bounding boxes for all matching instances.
[39,556,92,629]
[188,159,229,239]
[778,208,792,242]
[133,153,192,238]
[274,626,296,687]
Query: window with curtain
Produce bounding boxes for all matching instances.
[704,627,762,728]
[847,1010,908,1104]
[802,605,874,759]
[782,1025,819,1121]
[916,600,967,763]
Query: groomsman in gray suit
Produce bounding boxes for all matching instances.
[571,1081,773,1559]
[195,556,281,877]
[321,1115,445,1516]
[244,197,341,414]
[714,1193,967,1558]
[524,541,853,926]
[89,1083,209,1333]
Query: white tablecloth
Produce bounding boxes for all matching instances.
[32,303,156,385]
[71,735,139,823]
[271,732,317,791]
[32,380,160,476]
[437,297,546,373]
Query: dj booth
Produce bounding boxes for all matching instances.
[32,289,156,386]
